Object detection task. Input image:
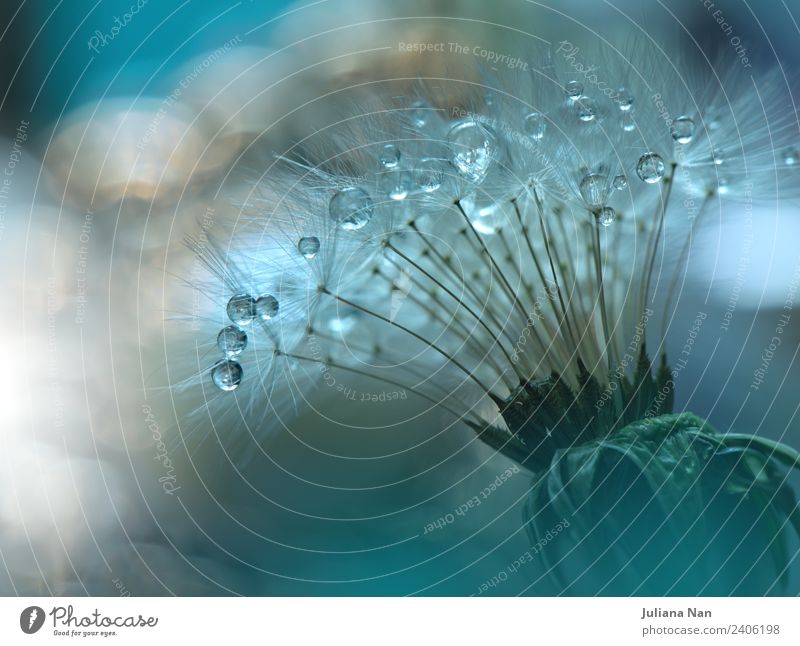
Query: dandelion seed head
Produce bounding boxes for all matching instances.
[171,34,800,465]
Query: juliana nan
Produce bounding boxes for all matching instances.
[641,608,712,619]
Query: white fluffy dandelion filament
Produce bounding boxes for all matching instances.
[180,38,799,467]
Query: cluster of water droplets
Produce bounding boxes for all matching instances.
[508,78,680,222]
[211,293,279,391]
[573,150,666,224]
[325,83,681,262]
[194,34,800,436]
[209,236,325,390]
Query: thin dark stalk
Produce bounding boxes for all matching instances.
[454,200,533,326]
[321,288,499,398]
[641,164,677,315]
[659,195,711,340]
[385,242,524,378]
[408,221,530,352]
[529,188,584,364]
[592,218,616,370]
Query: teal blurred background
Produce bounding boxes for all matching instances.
[1,0,799,596]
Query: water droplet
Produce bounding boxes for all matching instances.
[616,88,634,111]
[580,173,608,208]
[461,192,501,234]
[783,147,799,166]
[613,174,628,190]
[414,158,443,193]
[523,111,546,140]
[226,294,256,325]
[254,295,279,320]
[565,81,583,100]
[329,187,374,230]
[298,236,320,259]
[379,144,401,169]
[621,113,636,132]
[409,100,430,127]
[636,153,666,184]
[447,121,497,182]
[711,150,724,165]
[212,360,243,391]
[597,207,616,227]
[379,169,414,200]
[217,325,247,356]
[716,177,729,195]
[575,97,598,122]
[671,116,695,144]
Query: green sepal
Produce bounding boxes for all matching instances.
[521,412,800,595]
